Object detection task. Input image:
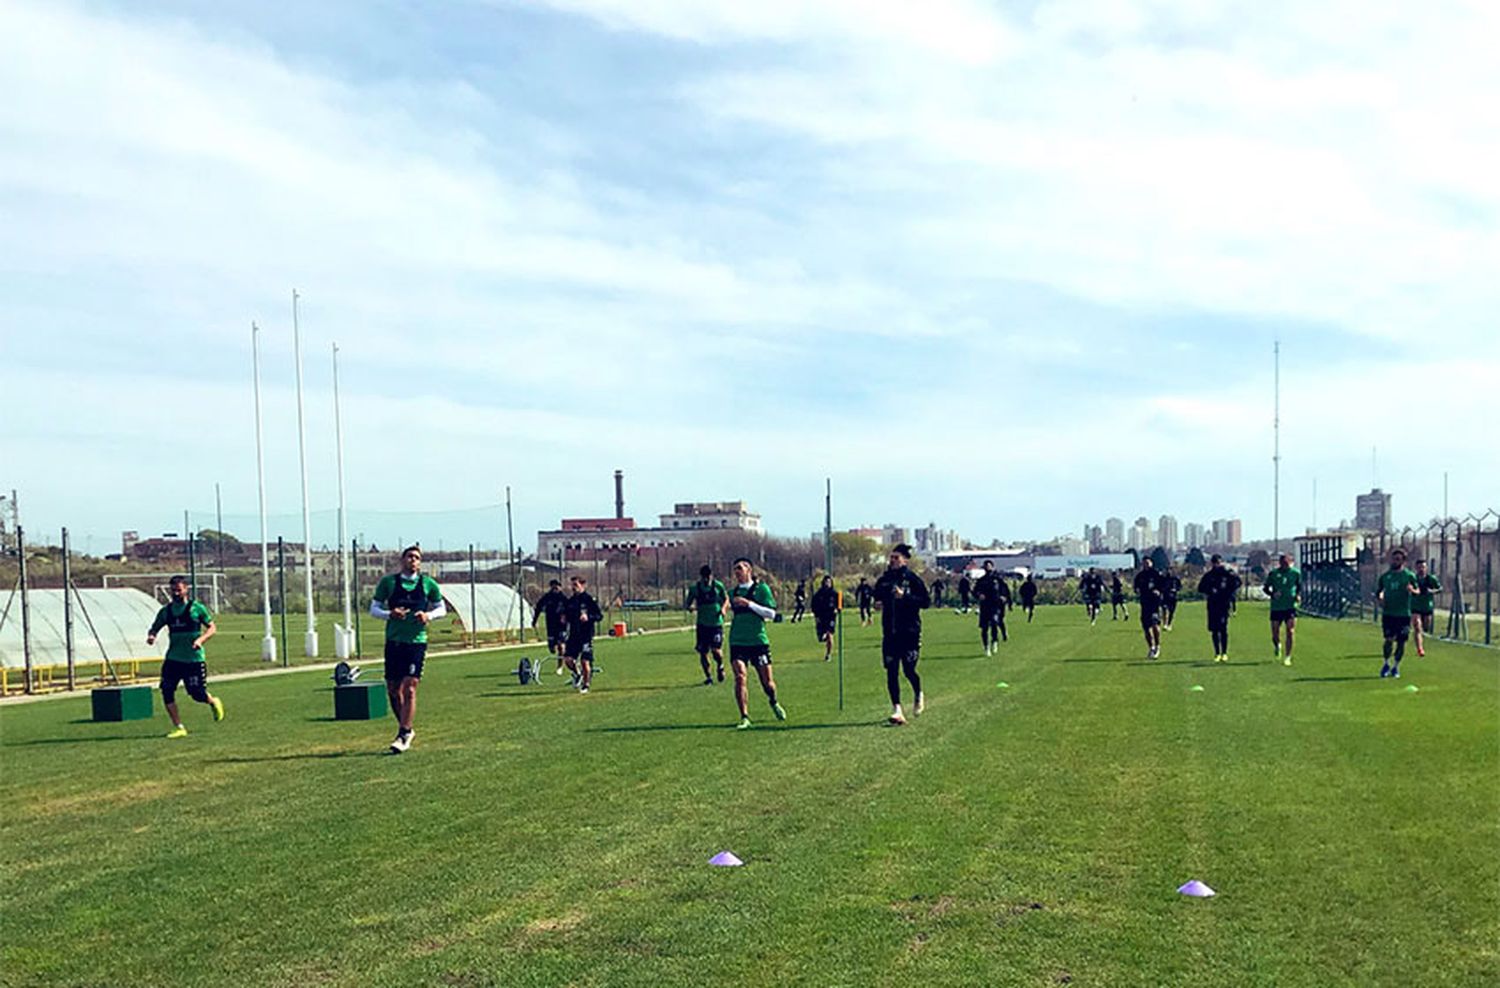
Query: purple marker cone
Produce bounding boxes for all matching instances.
[1177,880,1215,897]
[709,851,743,867]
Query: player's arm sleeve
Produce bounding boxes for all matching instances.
[424,593,447,621]
[743,583,776,621]
[910,578,931,608]
[148,609,167,635]
[370,577,392,619]
[589,597,603,622]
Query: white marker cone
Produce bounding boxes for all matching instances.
[709,851,743,867]
[1177,880,1215,897]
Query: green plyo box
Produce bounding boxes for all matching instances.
[92,685,154,722]
[334,682,388,720]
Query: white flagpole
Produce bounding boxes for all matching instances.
[252,322,276,663]
[333,342,353,657]
[292,290,318,657]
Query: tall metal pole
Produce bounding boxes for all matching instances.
[827,478,843,711]
[62,527,76,690]
[252,322,276,662]
[214,481,224,570]
[333,342,353,657]
[469,543,478,648]
[1272,339,1280,554]
[17,526,32,694]
[292,290,318,656]
[352,537,362,659]
[278,536,289,667]
[506,486,519,641]
[186,511,197,599]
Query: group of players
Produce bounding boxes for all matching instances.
[145,541,1446,750]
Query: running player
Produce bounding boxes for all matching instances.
[1019,574,1038,622]
[973,561,1009,655]
[856,576,875,626]
[1133,560,1164,659]
[957,573,972,613]
[1161,569,1182,631]
[371,545,446,753]
[811,575,839,661]
[790,580,808,623]
[1080,569,1105,625]
[563,574,603,693]
[1197,554,1241,662]
[727,557,786,729]
[931,577,946,609]
[1110,572,1129,621]
[1378,548,1419,679]
[1411,559,1440,657]
[532,579,570,674]
[1263,553,1301,666]
[685,565,728,684]
[874,544,931,724]
[146,575,224,738]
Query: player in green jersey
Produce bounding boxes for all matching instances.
[371,546,446,753]
[1262,553,1301,665]
[1377,548,1419,679]
[1411,558,1441,657]
[727,557,787,730]
[685,565,729,684]
[146,575,224,738]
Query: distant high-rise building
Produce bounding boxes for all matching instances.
[1105,517,1125,552]
[1226,519,1243,545]
[1158,515,1179,551]
[1183,522,1205,548]
[1355,489,1391,532]
[1128,519,1153,551]
[1211,519,1229,545]
[882,524,910,546]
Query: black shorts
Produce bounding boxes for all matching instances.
[159,659,209,703]
[546,627,566,650]
[1163,595,1179,609]
[1139,608,1161,629]
[695,625,724,654]
[978,605,1003,627]
[1084,595,1102,607]
[1111,594,1126,605]
[1270,608,1297,623]
[384,640,427,682]
[815,616,836,639]
[565,635,595,661]
[729,643,772,668]
[1207,606,1231,633]
[1382,615,1411,641]
[882,643,921,667]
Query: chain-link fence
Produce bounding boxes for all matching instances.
[1352,511,1498,645]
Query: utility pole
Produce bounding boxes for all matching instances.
[292,289,317,657]
[1272,339,1281,554]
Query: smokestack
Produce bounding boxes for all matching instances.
[614,469,625,520]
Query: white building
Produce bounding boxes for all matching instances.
[1183,522,1206,548]
[1158,515,1179,551]
[659,501,762,535]
[1104,517,1125,552]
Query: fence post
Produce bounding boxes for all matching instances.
[278,536,289,668]
[17,526,32,694]
[63,527,76,691]
[1486,554,1493,647]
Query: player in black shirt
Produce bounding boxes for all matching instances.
[1133,560,1164,659]
[810,576,839,661]
[931,578,946,609]
[1110,573,1129,621]
[1161,569,1183,631]
[563,575,604,694]
[1197,555,1241,662]
[973,561,1010,655]
[855,577,874,626]
[957,574,972,613]
[1080,570,1105,625]
[791,580,808,623]
[873,545,930,725]
[1019,575,1038,622]
[531,579,570,675]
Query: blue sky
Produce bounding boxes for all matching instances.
[2,0,1497,554]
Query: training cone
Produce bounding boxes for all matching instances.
[1189,685,1205,692]
[708,851,743,867]
[996,682,1010,689]
[1177,880,1215,898]
[1404,684,1419,693]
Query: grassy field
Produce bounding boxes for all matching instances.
[1,602,1495,987]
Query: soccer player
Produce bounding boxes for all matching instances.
[1080,569,1104,625]
[532,579,570,674]
[1110,572,1129,621]
[146,575,224,738]
[1133,560,1164,659]
[1197,554,1241,662]
[1377,548,1419,679]
[1411,559,1441,657]
[811,575,839,661]
[790,580,808,623]
[563,574,603,694]
[957,573,972,613]
[856,576,875,626]
[973,560,1009,655]
[1262,553,1301,666]
[727,557,786,730]
[931,577,946,609]
[873,544,931,725]
[371,545,446,753]
[1019,574,1038,623]
[1161,569,1182,631]
[685,565,728,684]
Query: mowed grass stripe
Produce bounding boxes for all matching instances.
[1,602,1496,987]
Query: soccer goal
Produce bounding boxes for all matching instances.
[102,572,227,613]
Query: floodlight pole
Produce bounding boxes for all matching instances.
[252,322,276,662]
[1272,339,1281,554]
[292,290,318,657]
[826,478,842,711]
[332,342,353,658]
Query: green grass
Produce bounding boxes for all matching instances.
[1,603,1495,987]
